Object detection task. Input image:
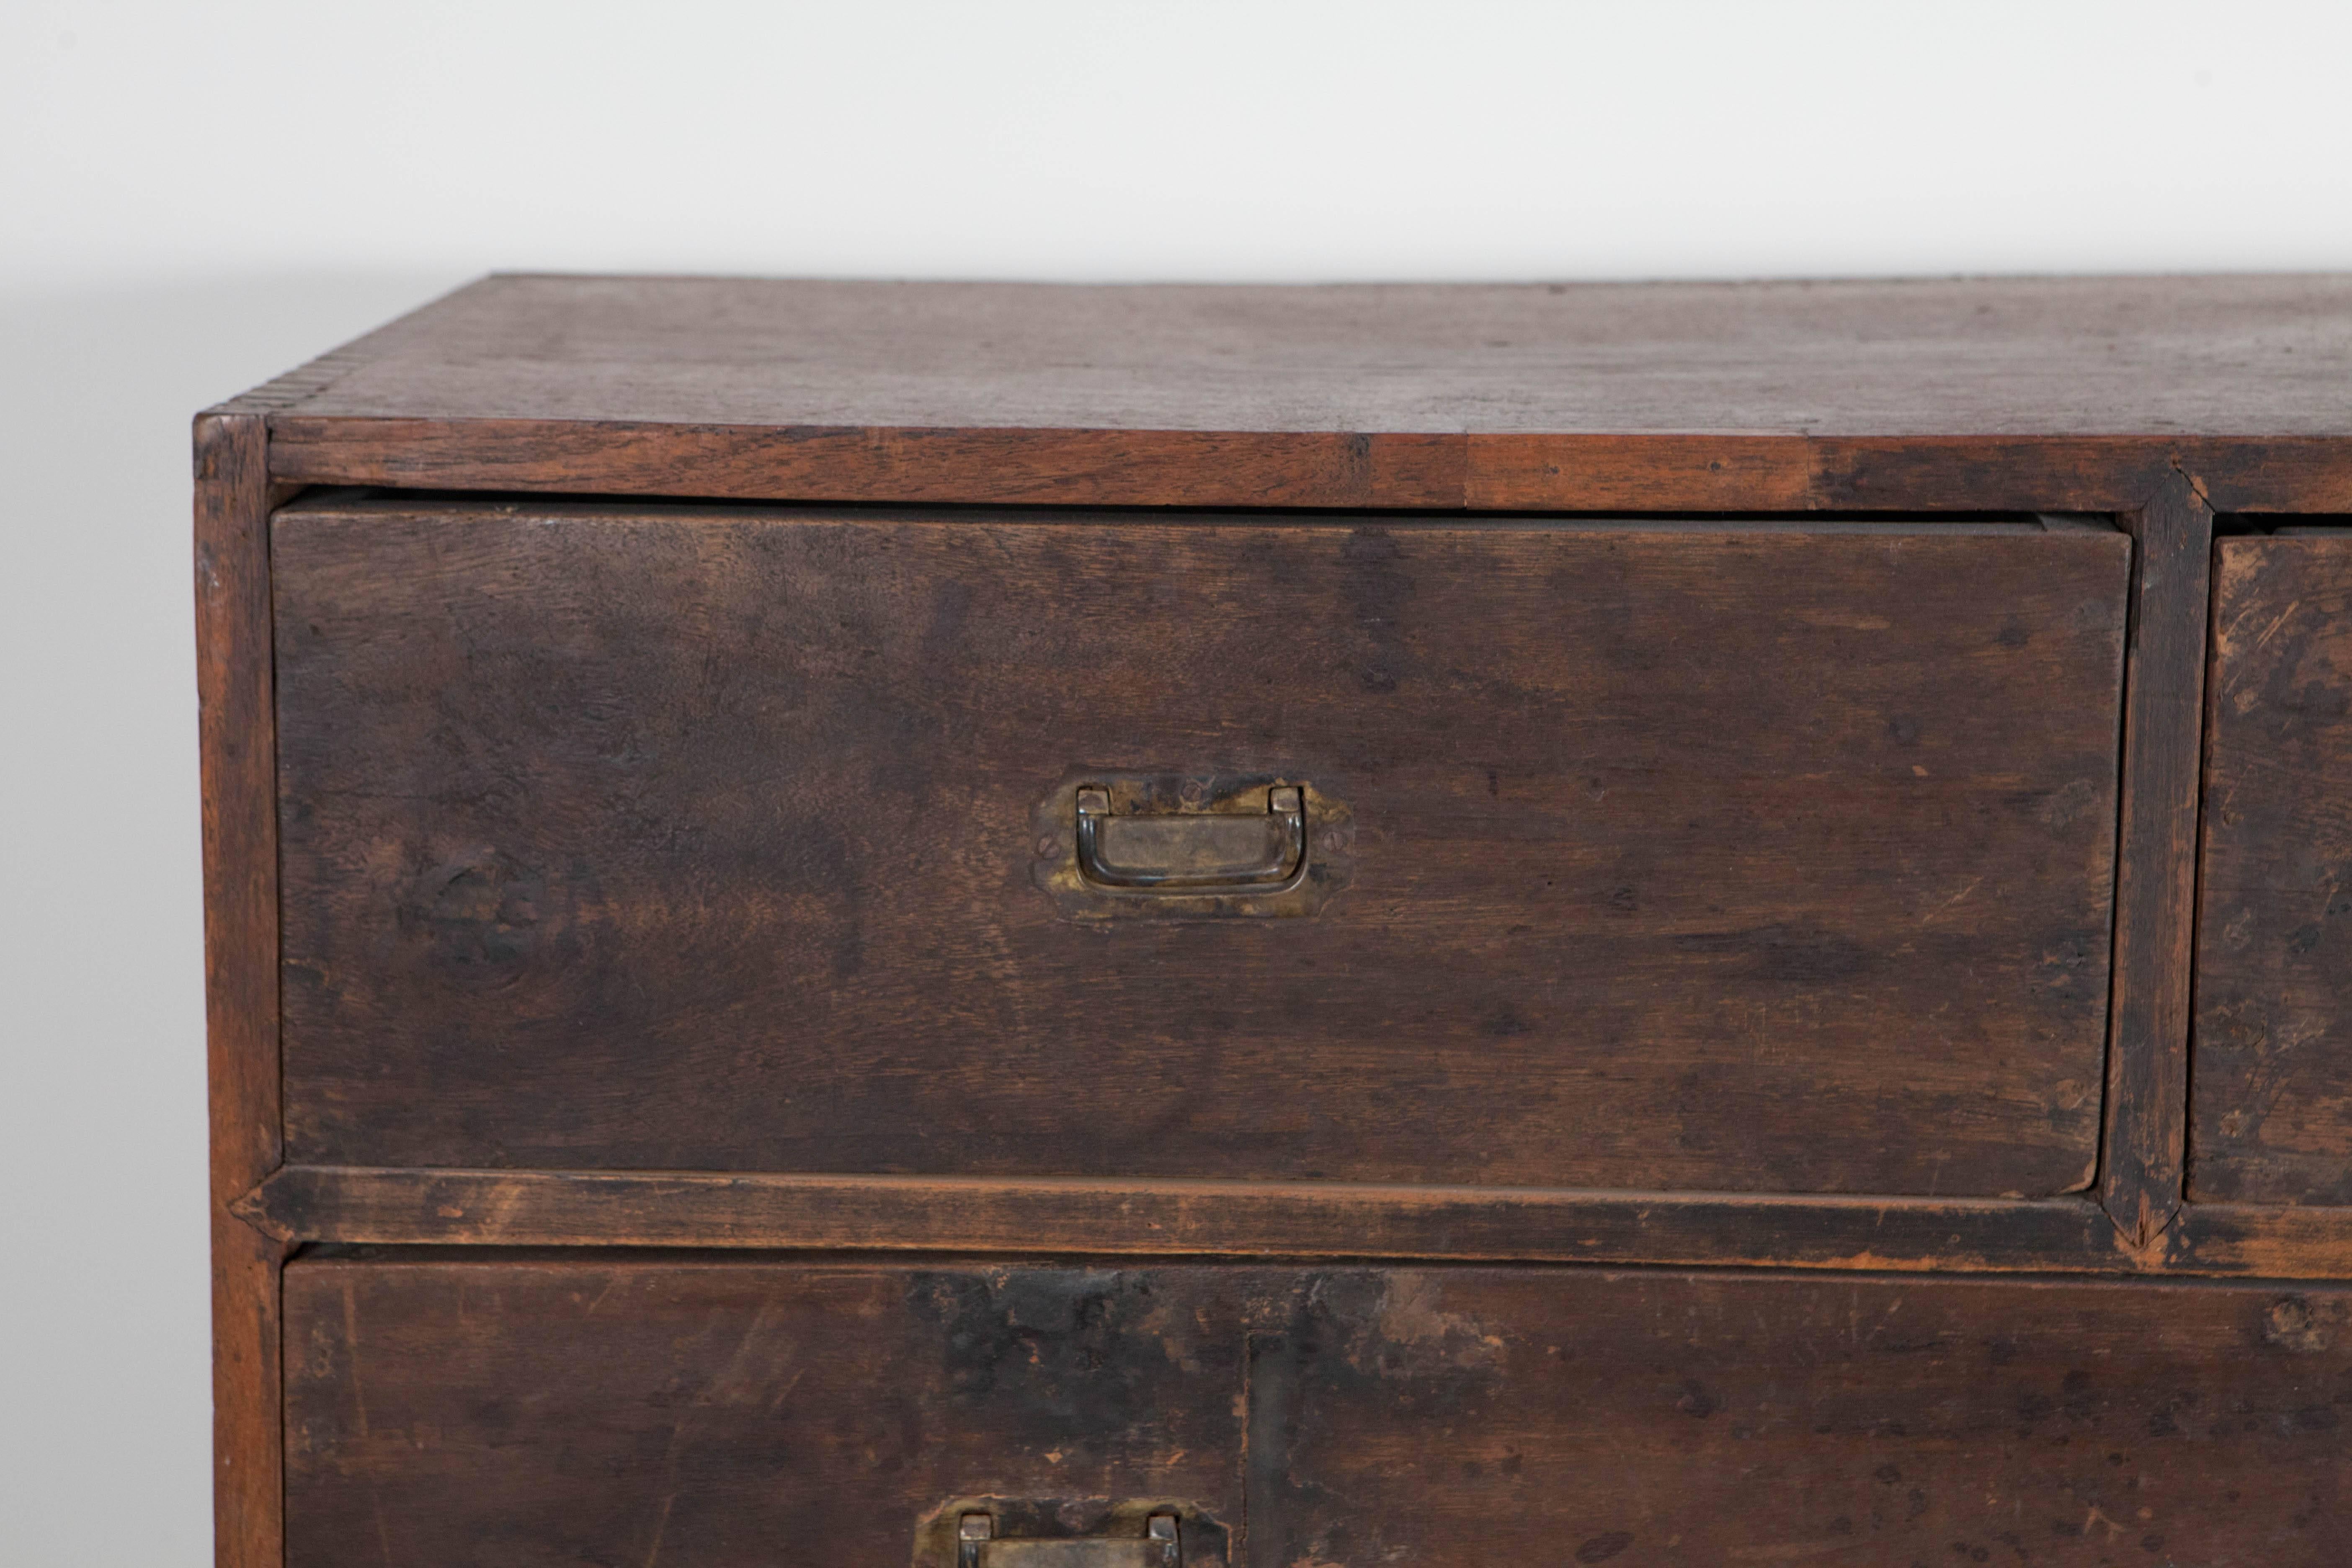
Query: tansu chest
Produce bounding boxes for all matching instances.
[199,275,2352,1567]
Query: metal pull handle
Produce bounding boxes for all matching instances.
[959,1512,1181,1568]
[1074,785,1305,892]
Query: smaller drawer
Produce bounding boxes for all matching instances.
[284,1258,2352,1567]
[272,500,2130,1198]
[2195,529,2352,1202]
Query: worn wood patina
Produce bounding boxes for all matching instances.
[199,276,2352,1567]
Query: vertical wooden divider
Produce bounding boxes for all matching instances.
[2097,469,2215,1248]
[197,411,286,1568]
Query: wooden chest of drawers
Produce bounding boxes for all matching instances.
[200,276,2352,1566]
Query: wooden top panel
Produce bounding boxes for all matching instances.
[229,272,2352,438]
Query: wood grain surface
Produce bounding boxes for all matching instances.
[240,1166,2138,1274]
[282,1257,2352,1568]
[236,1166,2352,1279]
[207,279,2352,1568]
[258,424,2352,516]
[272,500,2129,1197]
[2194,530,2352,1203]
[219,275,2352,513]
[238,273,2352,436]
[2097,476,2215,1243]
[194,412,286,1568]
[284,1259,1250,1568]
[1253,1267,2352,1567]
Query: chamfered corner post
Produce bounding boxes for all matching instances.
[196,409,287,1568]
[2097,467,2215,1249]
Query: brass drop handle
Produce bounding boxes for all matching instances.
[1074,785,1306,892]
[958,1512,1181,1568]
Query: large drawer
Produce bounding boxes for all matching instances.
[2195,528,2352,1202]
[284,1257,2352,1567]
[273,499,2128,1195]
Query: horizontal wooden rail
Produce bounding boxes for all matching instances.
[263,420,2352,515]
[233,1165,2352,1278]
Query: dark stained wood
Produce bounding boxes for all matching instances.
[264,425,2352,517]
[283,1258,2352,1567]
[1257,1267,2352,1567]
[244,1165,2154,1274]
[194,411,286,1568]
[272,500,2129,1197]
[2097,474,2215,1246]
[2172,1201,2352,1277]
[2194,531,2352,1203]
[283,1259,1251,1568]
[268,418,1478,511]
[202,281,2352,1565]
[232,275,2352,512]
[249,273,2352,436]
[237,1163,2352,1278]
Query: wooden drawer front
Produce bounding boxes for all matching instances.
[274,501,2128,1195]
[285,1259,2352,1568]
[1260,1269,2350,1566]
[2196,530,2352,1202]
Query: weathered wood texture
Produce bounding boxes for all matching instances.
[284,1258,2352,1568]
[2170,1201,2352,1277]
[284,1259,1250,1568]
[266,424,2352,516]
[273,501,2128,1196]
[239,1164,2352,1278]
[1253,1267,2352,1567]
[2195,530,2352,1203]
[240,274,2352,436]
[2097,477,2215,1244]
[194,412,286,1568]
[238,1165,2133,1273]
[221,275,2352,512]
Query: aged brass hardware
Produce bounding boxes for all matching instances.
[956,1510,1181,1568]
[1030,771,1353,921]
[1075,783,1305,892]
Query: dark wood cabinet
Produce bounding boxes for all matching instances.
[202,276,2352,1566]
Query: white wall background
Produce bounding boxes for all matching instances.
[2,3,2347,1562]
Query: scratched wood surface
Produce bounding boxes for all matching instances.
[240,1166,2137,1273]
[282,1258,2352,1568]
[2096,477,2214,1243]
[272,499,2129,1196]
[242,273,2352,436]
[2194,531,2352,1203]
[1253,1267,2352,1568]
[194,413,287,1568]
[283,1258,1250,1568]
[228,275,2352,514]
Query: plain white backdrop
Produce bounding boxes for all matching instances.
[3,3,2349,1561]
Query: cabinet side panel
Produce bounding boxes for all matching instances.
[196,412,284,1568]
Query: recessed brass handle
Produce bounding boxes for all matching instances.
[1074,784,1306,892]
[958,1511,1181,1568]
